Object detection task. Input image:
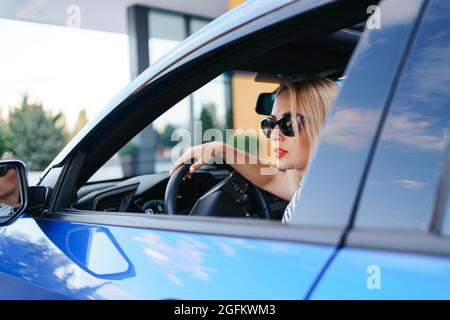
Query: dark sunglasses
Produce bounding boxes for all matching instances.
[0,165,13,177]
[260,114,305,138]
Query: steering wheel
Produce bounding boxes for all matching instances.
[164,162,270,219]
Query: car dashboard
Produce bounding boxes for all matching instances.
[74,169,289,220]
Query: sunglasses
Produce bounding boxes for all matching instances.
[260,114,305,138]
[0,165,13,177]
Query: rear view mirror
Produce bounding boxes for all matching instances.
[0,160,28,225]
[255,92,275,115]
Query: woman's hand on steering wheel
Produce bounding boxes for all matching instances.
[169,141,223,180]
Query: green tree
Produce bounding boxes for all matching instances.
[9,95,66,171]
[227,133,260,155]
[118,141,138,156]
[0,116,10,158]
[200,103,219,133]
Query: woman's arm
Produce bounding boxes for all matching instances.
[169,141,295,201]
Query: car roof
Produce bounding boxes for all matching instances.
[238,28,360,79]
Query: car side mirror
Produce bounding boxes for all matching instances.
[0,160,28,225]
[255,92,275,115]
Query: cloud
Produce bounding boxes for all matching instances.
[382,110,448,151]
[378,0,422,28]
[393,179,428,190]
[96,282,137,300]
[216,241,235,257]
[321,106,447,152]
[134,233,216,286]
[322,108,378,150]
[349,0,422,72]
[368,179,428,190]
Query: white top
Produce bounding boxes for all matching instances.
[281,177,305,224]
[0,203,13,217]
[0,203,20,217]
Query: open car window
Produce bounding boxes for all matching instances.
[89,74,231,182]
[72,6,369,222]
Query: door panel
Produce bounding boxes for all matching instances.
[0,214,335,299]
[310,248,450,299]
[312,0,450,299]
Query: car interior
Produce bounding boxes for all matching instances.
[68,8,371,222]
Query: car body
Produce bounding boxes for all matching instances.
[1,0,450,299]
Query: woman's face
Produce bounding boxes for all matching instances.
[0,167,20,205]
[270,91,310,171]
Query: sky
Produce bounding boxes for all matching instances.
[0,17,226,134]
[0,18,130,131]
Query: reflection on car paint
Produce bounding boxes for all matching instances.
[294,0,425,226]
[355,0,450,231]
[0,214,334,299]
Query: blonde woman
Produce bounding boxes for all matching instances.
[169,76,339,223]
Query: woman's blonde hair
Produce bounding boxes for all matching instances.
[275,76,339,188]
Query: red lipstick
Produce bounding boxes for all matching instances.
[274,147,288,158]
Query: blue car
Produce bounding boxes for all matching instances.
[1,0,450,299]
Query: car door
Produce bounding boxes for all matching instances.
[0,0,416,300]
[0,7,340,299]
[310,0,450,299]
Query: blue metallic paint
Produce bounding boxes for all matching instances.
[295,0,425,226]
[0,214,334,299]
[311,248,450,299]
[310,0,450,300]
[3,0,449,300]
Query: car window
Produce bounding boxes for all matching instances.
[354,0,450,231]
[89,9,218,182]
[85,71,286,218]
[78,4,380,221]
[89,75,231,181]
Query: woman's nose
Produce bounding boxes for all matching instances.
[271,126,284,142]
